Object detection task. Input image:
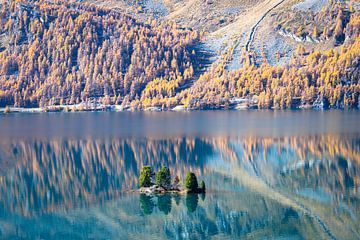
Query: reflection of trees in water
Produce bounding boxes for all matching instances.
[0,135,359,215]
[0,191,326,240]
[157,194,172,215]
[279,155,359,201]
[0,138,214,215]
[139,194,155,215]
[186,194,199,213]
[158,192,323,240]
[140,193,206,215]
[220,136,360,195]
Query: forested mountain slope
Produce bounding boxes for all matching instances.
[0,0,359,110]
[0,0,202,107]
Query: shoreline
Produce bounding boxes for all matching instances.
[0,104,356,114]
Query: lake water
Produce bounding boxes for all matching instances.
[0,111,359,239]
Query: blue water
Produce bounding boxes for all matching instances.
[0,111,359,239]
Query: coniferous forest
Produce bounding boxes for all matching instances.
[0,0,200,108]
[0,0,359,110]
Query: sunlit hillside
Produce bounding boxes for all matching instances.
[0,0,359,110]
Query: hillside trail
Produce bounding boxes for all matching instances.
[211,0,287,54]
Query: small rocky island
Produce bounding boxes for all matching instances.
[138,166,206,194]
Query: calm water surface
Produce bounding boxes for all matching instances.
[0,111,359,239]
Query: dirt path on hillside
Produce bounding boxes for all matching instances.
[244,0,287,51]
[211,0,287,52]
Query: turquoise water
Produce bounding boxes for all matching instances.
[0,111,359,239]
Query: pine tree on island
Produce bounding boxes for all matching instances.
[156,166,171,190]
[185,172,205,193]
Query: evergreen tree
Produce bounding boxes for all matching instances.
[156,166,171,190]
[139,166,154,187]
[185,172,198,193]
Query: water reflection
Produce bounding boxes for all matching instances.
[157,194,172,215]
[0,135,359,239]
[0,138,214,215]
[139,194,155,215]
[185,194,199,213]
[139,193,206,215]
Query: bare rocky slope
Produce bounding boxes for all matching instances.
[84,0,358,66]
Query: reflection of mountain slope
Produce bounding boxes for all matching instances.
[212,136,360,239]
[280,156,358,198]
[0,191,325,239]
[224,136,360,189]
[0,135,359,239]
[277,156,360,239]
[0,136,359,213]
[0,139,214,215]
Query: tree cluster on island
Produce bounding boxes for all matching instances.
[139,166,206,194]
